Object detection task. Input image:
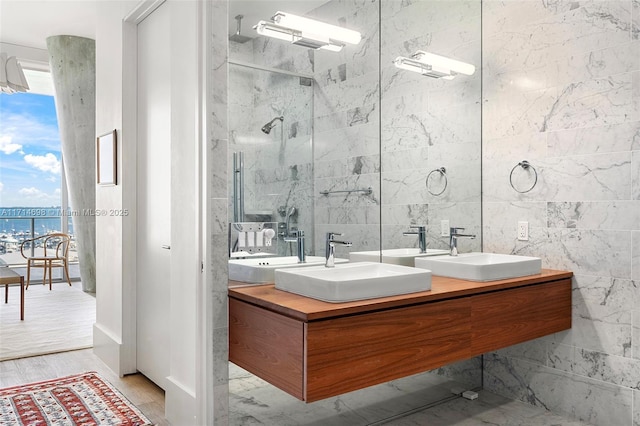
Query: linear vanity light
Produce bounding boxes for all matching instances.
[254,11,361,52]
[393,50,475,80]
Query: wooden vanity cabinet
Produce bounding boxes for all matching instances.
[470,278,570,355]
[229,298,304,398]
[229,270,572,402]
[305,296,472,401]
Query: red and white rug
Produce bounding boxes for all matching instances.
[0,372,153,425]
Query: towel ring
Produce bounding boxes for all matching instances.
[426,167,447,196]
[509,160,538,193]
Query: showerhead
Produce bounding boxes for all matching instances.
[286,207,296,219]
[285,206,297,233]
[261,116,284,134]
[229,15,252,43]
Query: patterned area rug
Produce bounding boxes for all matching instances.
[0,372,153,425]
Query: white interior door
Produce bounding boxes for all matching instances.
[136,1,171,390]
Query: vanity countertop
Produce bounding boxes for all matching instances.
[228,268,572,322]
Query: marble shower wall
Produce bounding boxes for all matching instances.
[311,0,381,256]
[380,0,483,253]
[228,38,314,255]
[481,1,640,424]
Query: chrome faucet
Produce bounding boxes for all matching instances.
[449,227,475,256]
[403,225,427,253]
[284,230,306,263]
[278,206,297,238]
[325,232,352,268]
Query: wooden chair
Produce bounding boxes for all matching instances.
[20,233,72,290]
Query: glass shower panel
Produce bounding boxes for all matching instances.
[228,63,314,257]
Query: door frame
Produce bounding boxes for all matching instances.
[195,1,214,423]
[121,0,211,424]
[133,0,172,391]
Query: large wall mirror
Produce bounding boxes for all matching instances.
[379,1,482,257]
[227,0,381,261]
[227,0,482,421]
[227,0,481,262]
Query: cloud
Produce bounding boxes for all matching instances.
[15,187,60,205]
[19,187,43,196]
[1,184,61,207]
[0,182,3,192]
[24,153,60,174]
[0,135,23,155]
[1,110,59,152]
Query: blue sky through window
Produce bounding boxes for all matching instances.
[0,92,62,207]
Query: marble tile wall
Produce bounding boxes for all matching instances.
[481,1,640,424]
[210,1,229,423]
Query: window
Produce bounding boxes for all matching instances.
[0,84,77,276]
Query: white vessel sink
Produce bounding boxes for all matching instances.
[414,252,541,282]
[275,261,432,303]
[228,256,348,284]
[349,248,450,267]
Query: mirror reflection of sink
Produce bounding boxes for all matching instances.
[349,248,450,267]
[230,251,277,259]
[228,256,348,284]
[275,261,432,303]
[414,252,541,282]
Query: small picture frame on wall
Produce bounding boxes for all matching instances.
[97,129,117,185]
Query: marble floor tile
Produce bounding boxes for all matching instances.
[388,390,592,426]
[229,364,592,426]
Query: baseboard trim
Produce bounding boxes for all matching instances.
[165,375,197,426]
[93,323,136,376]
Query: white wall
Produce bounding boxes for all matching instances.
[94,1,214,424]
[166,0,199,423]
[94,0,138,376]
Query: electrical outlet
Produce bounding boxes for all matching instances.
[441,220,450,237]
[517,221,529,241]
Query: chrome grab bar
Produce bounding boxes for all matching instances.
[319,187,372,196]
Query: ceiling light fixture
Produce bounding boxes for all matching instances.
[393,50,475,80]
[254,11,361,52]
[0,52,30,94]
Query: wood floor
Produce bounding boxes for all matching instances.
[0,348,169,425]
[1,281,95,360]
